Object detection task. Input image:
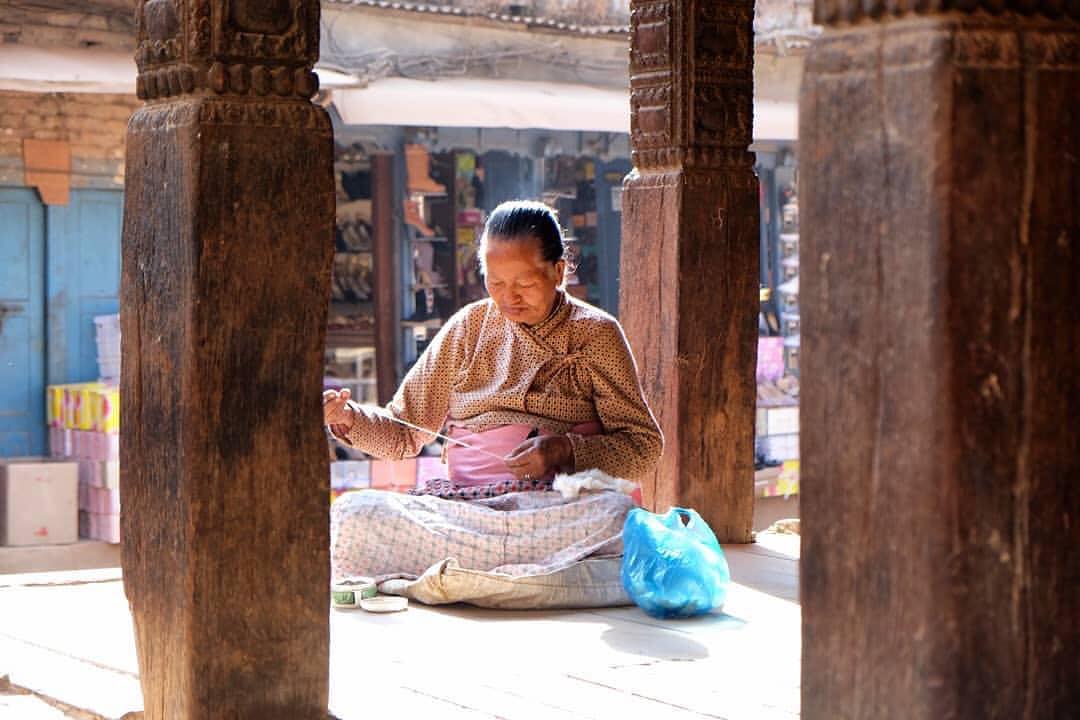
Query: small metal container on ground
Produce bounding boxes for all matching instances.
[331,576,378,608]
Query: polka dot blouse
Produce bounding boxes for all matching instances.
[341,291,664,480]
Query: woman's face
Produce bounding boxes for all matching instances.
[483,236,565,326]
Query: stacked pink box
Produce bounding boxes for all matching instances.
[415,456,445,490]
[329,456,445,503]
[77,460,121,543]
[49,428,114,461]
[47,382,121,544]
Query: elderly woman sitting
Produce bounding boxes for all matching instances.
[324,201,662,590]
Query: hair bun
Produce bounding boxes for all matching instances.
[481,200,565,265]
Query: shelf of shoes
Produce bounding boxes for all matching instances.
[755,189,800,482]
[400,145,466,373]
[403,199,449,331]
[330,151,377,349]
[546,156,602,306]
[324,348,378,405]
[778,190,800,374]
[454,153,487,307]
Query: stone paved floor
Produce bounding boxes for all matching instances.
[0,535,799,719]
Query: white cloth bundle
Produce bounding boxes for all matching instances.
[553,468,637,500]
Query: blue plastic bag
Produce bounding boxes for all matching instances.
[620,507,731,618]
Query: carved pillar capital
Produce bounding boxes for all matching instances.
[629,0,755,172]
[134,0,321,101]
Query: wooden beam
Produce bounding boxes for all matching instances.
[800,8,1080,719]
[120,1,334,716]
[372,152,398,405]
[620,0,759,542]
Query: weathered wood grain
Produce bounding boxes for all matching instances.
[121,96,334,719]
[120,3,334,717]
[800,17,1080,720]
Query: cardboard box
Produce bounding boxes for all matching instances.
[758,434,800,463]
[756,337,785,383]
[756,406,800,437]
[78,461,96,488]
[92,389,120,434]
[370,458,417,490]
[755,460,800,499]
[80,432,119,462]
[104,460,120,488]
[49,383,120,434]
[88,486,120,515]
[47,385,64,428]
[763,406,800,436]
[78,460,120,489]
[49,426,73,458]
[416,456,447,487]
[88,513,121,544]
[101,514,120,544]
[64,384,98,431]
[0,458,78,546]
[330,460,370,492]
[72,430,89,459]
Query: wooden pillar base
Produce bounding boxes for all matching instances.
[122,94,334,719]
[800,14,1079,719]
[622,167,758,543]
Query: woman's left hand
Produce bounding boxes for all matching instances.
[504,435,573,481]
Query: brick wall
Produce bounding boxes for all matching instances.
[0,90,138,190]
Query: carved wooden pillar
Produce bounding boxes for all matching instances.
[800,6,1079,719]
[120,2,333,717]
[621,0,759,542]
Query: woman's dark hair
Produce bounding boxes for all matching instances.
[479,201,566,273]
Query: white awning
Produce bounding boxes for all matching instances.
[0,45,798,140]
[0,45,358,94]
[334,78,629,133]
[0,46,135,94]
[334,77,798,139]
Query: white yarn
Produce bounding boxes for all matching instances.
[553,468,637,500]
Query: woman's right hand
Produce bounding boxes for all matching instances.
[323,388,355,436]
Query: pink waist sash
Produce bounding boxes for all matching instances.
[446,422,602,487]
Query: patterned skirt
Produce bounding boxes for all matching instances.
[330,489,632,582]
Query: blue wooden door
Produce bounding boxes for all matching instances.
[47,189,123,386]
[0,188,46,456]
